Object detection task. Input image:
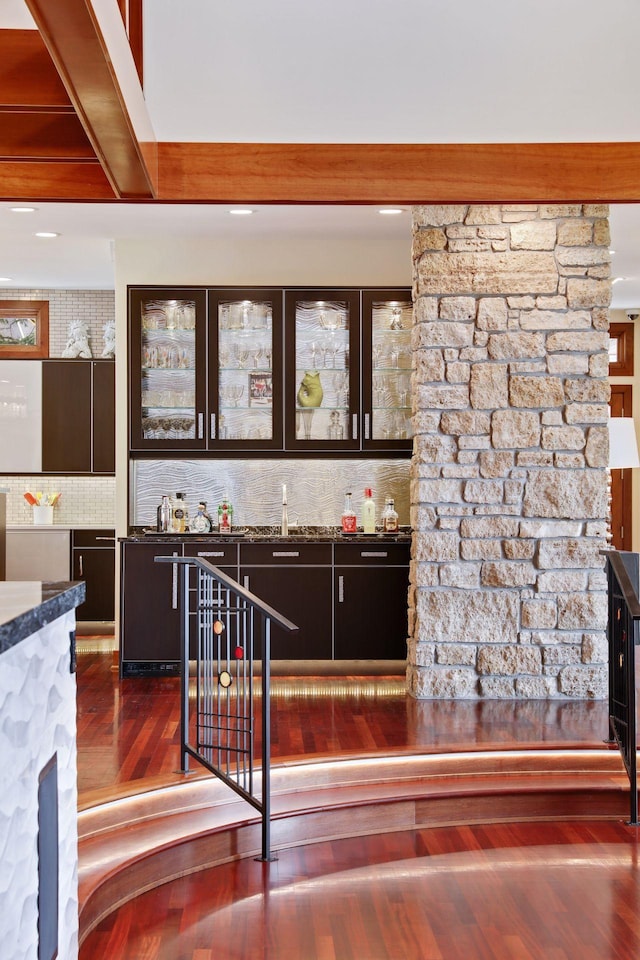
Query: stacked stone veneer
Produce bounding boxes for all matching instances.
[408,204,610,700]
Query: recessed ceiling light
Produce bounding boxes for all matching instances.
[229,208,254,216]
[0,277,13,282]
[35,232,59,238]
[378,208,404,215]
[10,206,37,213]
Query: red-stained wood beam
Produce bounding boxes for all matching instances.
[0,30,72,109]
[0,160,115,200]
[0,112,96,160]
[154,141,640,204]
[23,0,155,199]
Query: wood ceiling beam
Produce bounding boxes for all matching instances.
[0,30,72,109]
[0,161,114,200]
[155,141,640,204]
[23,0,155,199]
[0,112,96,160]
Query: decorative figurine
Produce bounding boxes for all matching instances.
[101,319,115,358]
[62,318,92,358]
[297,370,323,407]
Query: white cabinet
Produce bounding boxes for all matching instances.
[6,529,70,581]
[0,361,42,472]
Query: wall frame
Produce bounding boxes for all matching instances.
[0,300,49,358]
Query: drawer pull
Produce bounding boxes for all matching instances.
[198,551,225,557]
[95,536,116,542]
[361,551,388,558]
[272,551,300,557]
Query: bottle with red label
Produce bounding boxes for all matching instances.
[217,493,234,533]
[341,491,357,534]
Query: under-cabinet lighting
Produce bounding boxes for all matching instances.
[0,277,13,282]
[229,208,254,216]
[378,208,404,215]
[612,277,626,284]
[10,206,37,213]
[35,232,59,238]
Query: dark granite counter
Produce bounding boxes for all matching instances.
[123,525,412,544]
[0,580,86,655]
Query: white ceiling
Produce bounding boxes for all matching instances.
[0,0,638,304]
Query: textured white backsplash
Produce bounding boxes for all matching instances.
[132,459,411,528]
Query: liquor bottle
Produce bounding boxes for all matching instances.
[362,488,376,534]
[157,495,171,532]
[191,501,212,533]
[170,492,189,533]
[341,491,357,534]
[381,498,399,533]
[218,493,234,533]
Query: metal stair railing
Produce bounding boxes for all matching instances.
[156,555,298,860]
[606,550,640,826]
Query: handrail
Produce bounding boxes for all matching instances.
[605,550,639,826]
[155,553,298,860]
[604,550,640,618]
[156,555,299,630]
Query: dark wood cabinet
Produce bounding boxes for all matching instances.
[120,541,182,676]
[71,529,115,621]
[128,286,412,456]
[119,538,409,674]
[240,543,333,659]
[42,360,114,473]
[334,542,409,660]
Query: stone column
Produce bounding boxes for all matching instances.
[408,205,610,699]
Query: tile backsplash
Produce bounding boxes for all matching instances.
[1,475,115,526]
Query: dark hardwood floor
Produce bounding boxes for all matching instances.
[76,646,640,959]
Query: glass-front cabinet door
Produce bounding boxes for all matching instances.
[362,290,413,451]
[129,288,207,451]
[284,290,360,450]
[208,289,282,449]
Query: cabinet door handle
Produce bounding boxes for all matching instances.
[210,413,216,439]
[243,575,250,590]
[197,413,204,439]
[364,413,370,440]
[272,551,299,557]
[171,551,179,609]
[338,575,344,603]
[361,551,388,558]
[79,554,83,577]
[198,551,225,558]
[95,537,116,542]
[352,414,358,440]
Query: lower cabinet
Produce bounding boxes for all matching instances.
[119,538,409,675]
[333,543,409,660]
[71,529,116,621]
[120,541,182,675]
[240,543,333,659]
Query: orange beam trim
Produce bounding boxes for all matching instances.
[155,141,640,204]
[24,0,155,199]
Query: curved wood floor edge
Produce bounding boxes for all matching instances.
[77,745,630,945]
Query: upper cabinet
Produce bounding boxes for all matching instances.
[129,288,207,451]
[209,289,283,450]
[285,289,361,451]
[129,286,413,457]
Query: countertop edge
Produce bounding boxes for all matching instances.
[0,581,87,655]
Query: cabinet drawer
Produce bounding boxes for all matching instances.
[240,542,332,566]
[183,543,238,566]
[334,542,409,566]
[72,529,116,548]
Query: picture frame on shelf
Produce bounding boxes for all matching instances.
[248,371,272,406]
[0,300,49,359]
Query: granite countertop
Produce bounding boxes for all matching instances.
[124,525,412,544]
[0,580,86,655]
